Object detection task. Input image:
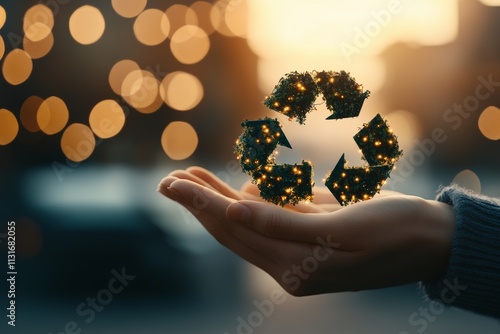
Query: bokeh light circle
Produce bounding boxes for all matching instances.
[24,21,52,43]
[20,96,44,132]
[121,69,145,98]
[0,109,19,146]
[452,169,481,193]
[161,121,198,160]
[61,123,96,162]
[121,70,161,112]
[210,1,234,37]
[89,100,126,139]
[478,106,500,140]
[0,36,4,61]
[160,71,204,111]
[23,4,54,42]
[2,49,33,85]
[109,59,141,95]
[190,2,216,35]
[69,6,106,45]
[224,0,248,37]
[0,6,6,29]
[170,25,210,64]
[23,32,54,59]
[165,4,199,38]
[37,96,69,135]
[112,0,147,18]
[133,9,170,46]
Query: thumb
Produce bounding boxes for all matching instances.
[226,200,332,243]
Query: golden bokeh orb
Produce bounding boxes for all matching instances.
[69,6,106,45]
[61,123,96,162]
[161,121,199,160]
[0,109,19,146]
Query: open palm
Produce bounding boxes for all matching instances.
[158,167,455,295]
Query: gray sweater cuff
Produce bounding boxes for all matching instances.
[421,185,500,318]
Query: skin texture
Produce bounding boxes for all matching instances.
[158,166,456,296]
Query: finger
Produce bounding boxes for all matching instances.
[227,200,337,244]
[284,201,330,213]
[242,182,339,206]
[377,190,402,197]
[316,203,343,212]
[164,179,283,275]
[157,176,183,202]
[168,169,215,190]
[186,166,243,200]
[240,181,330,213]
[312,186,339,205]
[241,181,260,197]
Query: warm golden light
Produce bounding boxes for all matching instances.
[0,36,4,61]
[170,25,210,64]
[161,121,198,160]
[165,4,199,38]
[121,70,161,112]
[61,123,96,162]
[129,72,161,112]
[247,1,458,93]
[133,9,170,46]
[452,169,481,193]
[112,0,147,18]
[109,59,141,95]
[479,0,500,5]
[23,32,54,59]
[135,90,164,114]
[23,4,54,42]
[20,96,44,132]
[37,96,69,135]
[0,6,6,29]
[190,1,215,35]
[69,6,105,45]
[25,22,52,43]
[210,1,234,36]
[0,109,19,146]
[159,71,204,111]
[89,100,126,139]
[120,69,144,98]
[2,49,33,85]
[478,106,500,140]
[224,0,248,37]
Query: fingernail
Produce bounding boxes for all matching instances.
[157,176,178,195]
[227,203,251,224]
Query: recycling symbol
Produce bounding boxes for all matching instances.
[235,70,402,206]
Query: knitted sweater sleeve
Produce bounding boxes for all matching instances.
[421,184,500,318]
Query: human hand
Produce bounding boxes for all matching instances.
[158,167,455,296]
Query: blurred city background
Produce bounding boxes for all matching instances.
[0,0,499,333]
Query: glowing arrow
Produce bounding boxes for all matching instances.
[235,117,291,174]
[325,154,392,206]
